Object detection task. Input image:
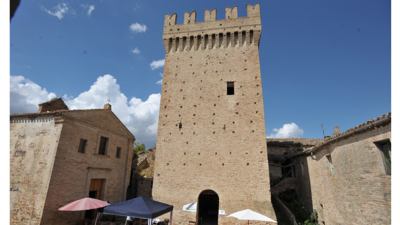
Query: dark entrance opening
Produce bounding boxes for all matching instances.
[85,179,106,219]
[197,190,219,225]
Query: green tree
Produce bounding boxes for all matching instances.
[133,142,146,155]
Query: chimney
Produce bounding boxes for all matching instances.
[38,98,69,113]
[333,126,341,136]
[104,103,112,110]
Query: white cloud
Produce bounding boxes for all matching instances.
[150,59,165,70]
[42,3,69,20]
[87,5,95,16]
[129,23,147,33]
[156,73,163,85]
[269,122,304,138]
[10,75,160,147]
[131,47,140,55]
[80,4,95,16]
[10,76,57,113]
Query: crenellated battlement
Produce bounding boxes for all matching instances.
[163,4,261,53]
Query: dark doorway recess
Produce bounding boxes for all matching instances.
[197,189,219,225]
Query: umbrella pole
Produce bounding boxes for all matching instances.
[170,211,173,225]
[94,212,100,225]
[124,217,128,225]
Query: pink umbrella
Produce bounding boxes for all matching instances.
[58,197,110,211]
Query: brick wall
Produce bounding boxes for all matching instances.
[307,125,391,225]
[153,4,275,224]
[10,117,63,225]
[40,114,134,225]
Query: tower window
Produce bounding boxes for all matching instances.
[227,81,234,95]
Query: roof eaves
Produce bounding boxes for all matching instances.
[306,113,391,155]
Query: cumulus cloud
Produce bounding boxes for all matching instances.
[131,47,140,55]
[269,122,304,138]
[42,3,69,20]
[129,23,147,33]
[81,4,95,16]
[150,59,165,70]
[10,76,56,113]
[10,75,160,147]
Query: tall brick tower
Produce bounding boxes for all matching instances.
[153,4,276,224]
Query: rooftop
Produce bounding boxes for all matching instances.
[308,113,391,154]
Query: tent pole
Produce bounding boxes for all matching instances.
[124,217,128,225]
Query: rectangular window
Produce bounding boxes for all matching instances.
[116,147,121,158]
[98,136,109,155]
[78,139,87,153]
[227,81,234,95]
[375,139,391,175]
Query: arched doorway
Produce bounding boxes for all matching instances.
[197,190,219,225]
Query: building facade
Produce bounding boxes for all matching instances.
[152,4,276,225]
[10,99,135,225]
[265,114,391,225]
[306,114,391,225]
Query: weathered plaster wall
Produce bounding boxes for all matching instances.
[40,115,134,225]
[153,4,276,225]
[10,117,62,225]
[307,125,391,225]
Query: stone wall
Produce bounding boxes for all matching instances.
[135,150,155,198]
[307,124,391,225]
[153,4,276,224]
[10,116,63,225]
[40,113,134,225]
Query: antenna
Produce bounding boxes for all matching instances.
[321,124,325,138]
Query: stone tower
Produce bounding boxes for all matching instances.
[153,4,276,224]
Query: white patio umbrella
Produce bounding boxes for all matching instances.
[228,209,276,224]
[182,202,226,215]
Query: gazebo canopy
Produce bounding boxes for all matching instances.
[103,196,173,219]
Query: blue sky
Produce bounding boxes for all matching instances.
[10,0,391,147]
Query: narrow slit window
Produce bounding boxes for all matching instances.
[227,81,235,95]
[182,36,187,50]
[168,38,173,52]
[234,31,239,46]
[78,139,87,153]
[218,33,223,47]
[189,36,194,49]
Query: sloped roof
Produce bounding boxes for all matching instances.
[308,113,391,154]
[11,108,134,140]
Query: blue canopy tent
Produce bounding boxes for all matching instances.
[102,196,174,225]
